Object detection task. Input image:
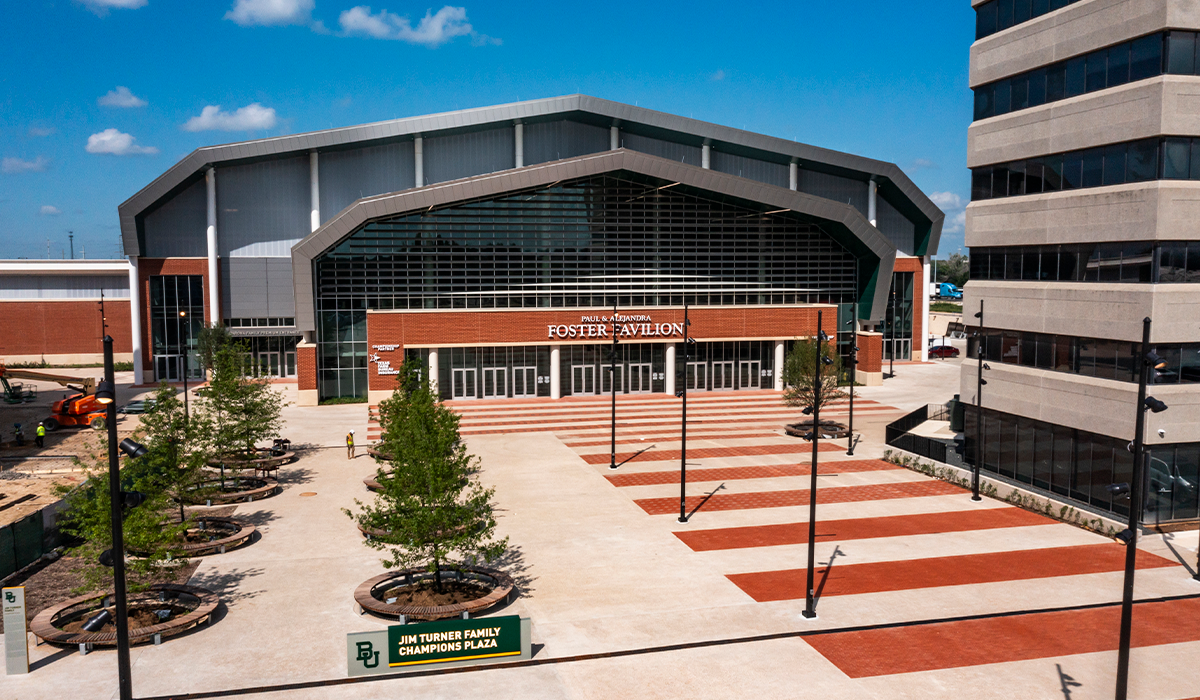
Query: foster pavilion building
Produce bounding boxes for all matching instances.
[117,96,943,405]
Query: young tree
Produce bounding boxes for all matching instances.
[346,361,507,593]
[135,383,213,522]
[196,322,235,375]
[201,344,285,459]
[781,336,848,416]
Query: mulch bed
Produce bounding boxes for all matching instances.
[381,580,492,608]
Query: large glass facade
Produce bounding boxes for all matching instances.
[149,275,205,382]
[968,329,1200,385]
[882,272,914,361]
[678,341,775,392]
[969,242,1200,284]
[314,173,858,399]
[975,0,1082,41]
[965,407,1199,523]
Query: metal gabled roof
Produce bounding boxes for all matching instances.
[118,94,942,257]
[290,148,897,333]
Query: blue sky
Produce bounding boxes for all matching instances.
[0,1,976,261]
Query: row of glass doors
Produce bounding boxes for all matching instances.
[685,360,762,391]
[452,366,539,400]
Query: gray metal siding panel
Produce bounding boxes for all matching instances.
[318,141,415,222]
[265,259,295,316]
[424,127,514,185]
[0,275,129,299]
[524,120,610,165]
[876,195,916,255]
[216,156,309,258]
[710,151,789,189]
[142,178,207,257]
[621,133,701,166]
[797,169,868,219]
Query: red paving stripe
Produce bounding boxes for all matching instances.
[564,432,783,447]
[677,507,1053,551]
[727,544,1177,603]
[806,596,1200,678]
[635,481,963,515]
[457,411,899,435]
[607,459,900,487]
[459,407,897,430]
[582,442,843,465]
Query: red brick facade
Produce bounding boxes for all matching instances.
[136,258,214,371]
[0,300,132,356]
[297,343,317,391]
[363,305,837,393]
[856,332,883,374]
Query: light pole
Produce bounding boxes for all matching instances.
[677,303,694,523]
[972,300,988,502]
[888,285,896,379]
[803,310,832,620]
[1115,317,1168,700]
[179,310,190,422]
[845,300,857,456]
[609,305,622,471]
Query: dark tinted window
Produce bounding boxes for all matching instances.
[1011,74,1029,111]
[1107,43,1131,87]
[975,86,995,120]
[1022,252,1040,280]
[972,169,993,201]
[1046,62,1066,101]
[1102,143,1127,186]
[1065,56,1086,96]
[997,0,1014,31]
[1081,148,1104,188]
[1130,34,1163,81]
[994,80,1011,114]
[992,164,1009,198]
[1058,249,1077,281]
[977,1,998,39]
[1167,31,1196,74]
[1190,140,1200,180]
[1061,152,1083,189]
[1127,139,1157,182]
[1026,159,1045,194]
[1043,154,1063,191]
[1028,68,1047,107]
[1008,161,1026,196]
[1163,138,1190,179]
[1014,0,1031,23]
[1085,50,1108,91]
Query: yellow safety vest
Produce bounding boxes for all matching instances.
[36,426,45,437]
[346,433,354,446]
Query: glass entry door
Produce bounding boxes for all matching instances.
[155,355,183,382]
[628,363,652,393]
[482,368,506,398]
[885,339,912,361]
[739,361,760,390]
[686,362,706,391]
[602,365,623,394]
[712,361,735,390]
[572,365,595,395]
[452,368,477,399]
[512,366,536,398]
[257,352,281,378]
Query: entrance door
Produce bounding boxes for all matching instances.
[602,364,623,394]
[482,368,506,399]
[628,363,652,393]
[452,368,477,399]
[712,361,735,390]
[284,351,296,378]
[686,362,706,391]
[572,365,595,395]
[155,355,182,382]
[258,352,281,378]
[886,339,912,361]
[739,361,760,390]
[512,367,537,398]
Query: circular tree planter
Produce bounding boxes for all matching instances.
[354,566,515,622]
[175,517,256,556]
[366,447,392,461]
[208,447,295,478]
[785,419,850,440]
[363,471,393,493]
[184,476,279,505]
[30,583,220,649]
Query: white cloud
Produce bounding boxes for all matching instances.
[40,205,62,216]
[86,128,159,156]
[28,126,55,137]
[339,5,474,47]
[182,104,278,132]
[2,156,49,173]
[225,0,314,26]
[929,191,967,233]
[911,158,937,169]
[80,0,148,14]
[98,86,147,108]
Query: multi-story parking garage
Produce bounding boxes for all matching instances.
[114,95,942,405]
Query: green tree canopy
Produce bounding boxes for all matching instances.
[196,323,235,373]
[781,336,847,416]
[936,252,969,288]
[200,344,285,458]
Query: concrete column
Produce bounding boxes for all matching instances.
[609,126,619,150]
[789,161,798,191]
[428,348,439,395]
[128,256,143,385]
[868,179,878,227]
[921,259,931,361]
[665,344,676,396]
[205,167,219,324]
[514,122,524,168]
[309,151,320,232]
[774,341,785,391]
[550,344,561,399]
[701,141,711,169]
[414,135,424,187]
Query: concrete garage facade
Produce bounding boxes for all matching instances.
[964,0,1200,525]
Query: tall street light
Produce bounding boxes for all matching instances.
[845,300,857,456]
[803,310,833,620]
[972,300,990,502]
[609,305,623,471]
[94,336,148,700]
[1115,317,1168,700]
[676,303,695,523]
[179,310,190,422]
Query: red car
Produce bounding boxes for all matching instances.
[929,345,960,359]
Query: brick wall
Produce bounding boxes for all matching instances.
[137,258,213,371]
[297,344,316,391]
[856,332,882,374]
[0,300,132,356]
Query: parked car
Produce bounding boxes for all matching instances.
[929,345,960,359]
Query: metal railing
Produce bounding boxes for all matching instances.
[885,403,956,464]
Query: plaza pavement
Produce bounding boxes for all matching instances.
[4,359,1200,700]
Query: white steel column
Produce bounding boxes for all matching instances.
[789,160,798,191]
[774,341,785,391]
[921,258,931,361]
[428,348,439,394]
[205,167,219,324]
[414,135,424,187]
[550,345,561,399]
[609,126,619,150]
[514,122,524,168]
[867,179,878,227]
[309,151,320,232]
[128,256,143,385]
[665,344,676,396]
[701,141,711,169]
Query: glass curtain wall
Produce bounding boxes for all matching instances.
[561,344,664,397]
[884,272,914,361]
[438,346,551,400]
[678,341,775,392]
[149,275,205,381]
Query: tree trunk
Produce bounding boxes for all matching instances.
[433,551,443,594]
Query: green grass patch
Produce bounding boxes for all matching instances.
[320,395,368,405]
[930,302,963,313]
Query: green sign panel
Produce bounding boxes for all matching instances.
[347,616,530,677]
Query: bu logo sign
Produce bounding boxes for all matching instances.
[356,641,379,668]
[4,591,14,603]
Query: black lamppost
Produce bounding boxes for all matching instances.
[677,303,694,523]
[845,300,857,456]
[803,310,833,620]
[972,300,989,502]
[93,336,148,700]
[1114,317,1168,700]
[887,285,896,379]
[609,305,622,471]
[179,310,190,422]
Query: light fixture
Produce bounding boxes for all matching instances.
[118,438,148,458]
[822,356,834,366]
[802,406,813,415]
[1113,529,1135,545]
[974,311,982,318]
[1107,482,1131,498]
[179,310,187,318]
[95,380,116,405]
[980,378,988,386]
[1144,396,1168,413]
[982,363,991,370]
[1145,350,1167,369]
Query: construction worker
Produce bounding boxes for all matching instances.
[35,422,45,448]
[346,429,355,460]
[13,424,24,447]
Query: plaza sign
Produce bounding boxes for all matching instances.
[4,587,28,675]
[347,615,531,677]
[548,314,684,340]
